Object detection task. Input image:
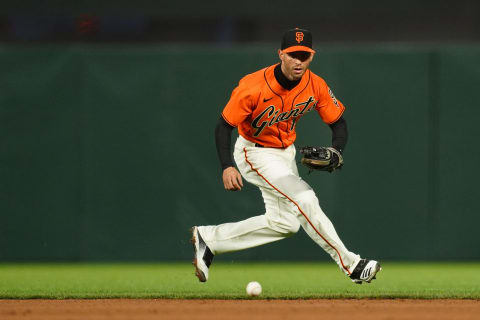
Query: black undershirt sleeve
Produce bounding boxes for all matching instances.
[215,116,235,170]
[328,116,348,153]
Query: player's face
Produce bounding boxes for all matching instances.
[278,50,314,81]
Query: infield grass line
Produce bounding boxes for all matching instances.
[0,262,479,299]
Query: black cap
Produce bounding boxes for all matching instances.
[281,28,315,53]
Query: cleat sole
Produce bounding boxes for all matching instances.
[192,258,206,282]
[191,227,206,282]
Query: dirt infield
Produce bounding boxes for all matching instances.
[0,299,479,320]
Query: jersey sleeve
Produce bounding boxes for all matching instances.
[315,79,345,124]
[221,78,255,127]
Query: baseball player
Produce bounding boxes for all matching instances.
[191,28,381,284]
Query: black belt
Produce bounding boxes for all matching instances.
[255,143,285,149]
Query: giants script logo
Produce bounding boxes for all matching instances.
[251,96,316,136]
[296,32,304,43]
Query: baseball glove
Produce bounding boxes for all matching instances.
[299,146,343,173]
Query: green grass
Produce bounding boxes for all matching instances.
[0,262,479,299]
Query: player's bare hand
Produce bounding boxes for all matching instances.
[222,167,243,191]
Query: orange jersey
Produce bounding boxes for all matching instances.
[221,64,345,148]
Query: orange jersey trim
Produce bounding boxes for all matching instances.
[221,112,236,127]
[243,147,352,275]
[323,105,345,124]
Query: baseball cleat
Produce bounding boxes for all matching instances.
[349,259,381,284]
[191,226,214,282]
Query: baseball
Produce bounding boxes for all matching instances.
[246,281,262,296]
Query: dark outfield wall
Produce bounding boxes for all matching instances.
[1,45,479,261]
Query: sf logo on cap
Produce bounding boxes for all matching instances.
[296,32,304,43]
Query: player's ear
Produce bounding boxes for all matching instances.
[278,49,284,61]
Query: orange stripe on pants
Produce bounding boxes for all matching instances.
[243,147,351,275]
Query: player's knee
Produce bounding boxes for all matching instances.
[281,216,301,235]
[267,213,300,236]
[279,220,301,237]
[294,190,318,210]
[287,218,301,235]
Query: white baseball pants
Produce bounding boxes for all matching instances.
[199,135,360,275]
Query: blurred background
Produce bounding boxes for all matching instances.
[1,0,479,262]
